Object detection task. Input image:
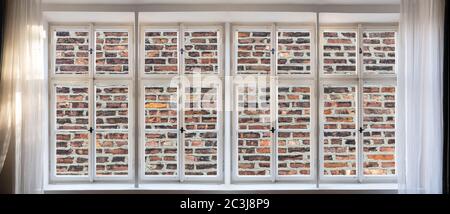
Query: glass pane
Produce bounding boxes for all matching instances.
[184,86,219,176]
[184,132,218,176]
[96,85,129,130]
[95,132,129,176]
[322,31,357,75]
[56,132,89,176]
[277,31,312,75]
[95,31,129,75]
[236,31,271,74]
[184,86,218,131]
[363,85,396,175]
[145,131,178,176]
[322,85,357,176]
[144,86,178,130]
[144,86,178,176]
[55,30,89,75]
[277,86,311,176]
[184,30,220,74]
[95,85,129,176]
[144,30,179,74]
[56,85,89,131]
[363,31,396,74]
[237,84,272,176]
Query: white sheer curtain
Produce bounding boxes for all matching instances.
[398,0,445,194]
[0,0,45,194]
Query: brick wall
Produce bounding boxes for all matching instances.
[55,85,89,175]
[237,85,272,176]
[95,86,129,176]
[322,86,357,176]
[236,31,272,74]
[184,31,219,74]
[144,31,179,74]
[184,86,219,176]
[96,31,129,75]
[322,31,357,75]
[277,31,311,75]
[277,86,311,176]
[144,86,178,175]
[362,31,396,74]
[55,30,90,75]
[363,86,396,175]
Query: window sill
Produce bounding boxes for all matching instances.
[44,183,398,193]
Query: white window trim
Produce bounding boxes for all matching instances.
[318,24,398,184]
[49,23,136,183]
[139,23,225,183]
[46,21,399,188]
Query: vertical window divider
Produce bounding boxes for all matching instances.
[270,23,277,183]
[315,13,321,188]
[224,22,232,185]
[134,12,140,188]
[356,24,364,183]
[179,23,186,183]
[88,23,95,183]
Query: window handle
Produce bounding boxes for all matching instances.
[270,127,276,133]
[180,127,185,133]
[271,48,275,54]
[358,127,365,133]
[89,48,94,55]
[88,127,94,133]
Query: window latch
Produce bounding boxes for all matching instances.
[270,127,276,133]
[271,48,275,55]
[89,48,94,54]
[180,48,184,54]
[358,127,365,133]
[180,127,185,133]
[88,127,94,133]
[359,48,363,54]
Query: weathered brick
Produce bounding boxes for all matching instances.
[363,85,396,175]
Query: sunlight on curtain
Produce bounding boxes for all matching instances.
[0,0,45,194]
[398,0,445,194]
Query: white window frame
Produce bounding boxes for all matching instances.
[49,23,135,184]
[139,23,225,183]
[47,21,398,187]
[318,24,398,184]
[231,24,318,183]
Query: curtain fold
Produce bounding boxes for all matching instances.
[0,0,44,194]
[398,0,445,194]
[443,0,450,195]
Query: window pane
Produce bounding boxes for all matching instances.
[236,31,271,74]
[322,31,357,75]
[277,86,311,176]
[56,85,89,131]
[95,85,129,176]
[322,85,357,176]
[56,132,89,176]
[363,85,396,175]
[55,85,89,176]
[144,86,178,176]
[363,31,396,74]
[184,30,220,74]
[237,84,272,176]
[55,30,89,75]
[277,31,311,75]
[145,131,178,176]
[144,30,179,74]
[184,86,219,176]
[95,31,129,75]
